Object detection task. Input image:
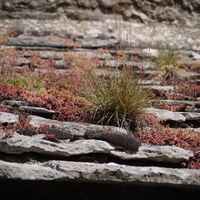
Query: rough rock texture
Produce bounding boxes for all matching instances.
[0,113,195,164]
[0,1,199,52]
[0,111,199,198]
[0,129,193,164]
[1,100,56,116]
[29,115,127,135]
[146,108,186,122]
[1,19,199,51]
[0,0,199,27]
[0,124,198,186]
[146,107,200,122]
[0,160,199,187]
[0,111,19,124]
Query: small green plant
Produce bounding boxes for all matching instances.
[80,53,150,130]
[3,74,45,90]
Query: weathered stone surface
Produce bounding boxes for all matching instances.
[29,115,127,135]
[1,101,56,115]
[0,112,18,124]
[98,0,131,7]
[0,130,193,164]
[0,18,199,51]
[147,85,174,92]
[6,35,118,49]
[65,6,103,21]
[0,160,64,181]
[76,38,118,48]
[99,60,140,68]
[51,60,68,69]
[0,0,199,28]
[0,160,199,188]
[40,50,112,60]
[20,106,55,115]
[146,108,186,122]
[152,100,197,107]
[7,35,72,48]
[180,112,200,121]
[110,144,193,164]
[0,132,114,156]
[0,112,198,189]
[146,107,200,122]
[8,11,58,20]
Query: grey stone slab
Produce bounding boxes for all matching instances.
[0,130,193,164]
[146,108,185,122]
[0,112,19,124]
[0,160,199,188]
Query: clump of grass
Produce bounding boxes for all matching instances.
[80,53,150,131]
[153,43,183,80]
[155,43,181,69]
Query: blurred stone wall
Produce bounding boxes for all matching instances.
[0,0,199,27]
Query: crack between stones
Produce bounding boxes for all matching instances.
[0,151,183,169]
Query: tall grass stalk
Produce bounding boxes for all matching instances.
[79,5,151,130]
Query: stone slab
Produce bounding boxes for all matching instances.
[0,160,199,188]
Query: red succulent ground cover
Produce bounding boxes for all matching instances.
[0,83,93,122]
[135,110,200,169]
[0,48,97,121]
[0,48,200,168]
[138,128,200,169]
[158,79,200,101]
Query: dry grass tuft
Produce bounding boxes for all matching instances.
[80,50,150,131]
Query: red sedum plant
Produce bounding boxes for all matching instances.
[0,83,93,122]
[0,46,199,169]
[136,115,200,169]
